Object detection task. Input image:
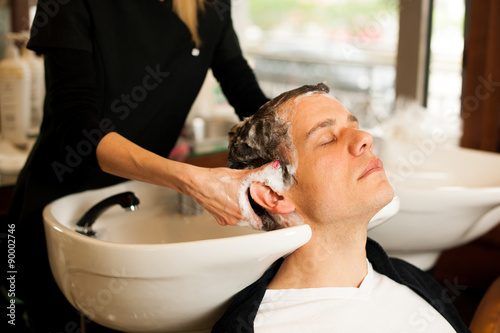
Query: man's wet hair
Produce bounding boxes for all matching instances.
[227,83,330,230]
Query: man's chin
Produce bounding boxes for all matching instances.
[373,184,395,211]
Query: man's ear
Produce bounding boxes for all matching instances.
[249,182,295,214]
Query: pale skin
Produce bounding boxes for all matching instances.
[96,132,265,228]
[250,94,395,288]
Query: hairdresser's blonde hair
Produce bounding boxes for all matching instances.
[172,0,205,48]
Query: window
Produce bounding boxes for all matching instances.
[234,0,399,129]
[426,0,465,118]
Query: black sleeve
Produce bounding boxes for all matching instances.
[44,48,111,169]
[27,0,107,168]
[210,1,269,119]
[27,0,93,53]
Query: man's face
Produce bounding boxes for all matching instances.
[283,94,394,226]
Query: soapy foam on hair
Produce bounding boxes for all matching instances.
[236,163,303,229]
[294,90,320,102]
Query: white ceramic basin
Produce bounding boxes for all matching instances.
[369,141,500,270]
[43,180,397,332]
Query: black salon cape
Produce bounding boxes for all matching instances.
[212,238,470,333]
[8,0,267,331]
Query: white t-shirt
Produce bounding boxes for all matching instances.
[254,261,456,332]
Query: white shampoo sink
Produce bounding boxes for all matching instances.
[369,141,500,270]
[43,180,397,332]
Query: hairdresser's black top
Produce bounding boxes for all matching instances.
[212,238,470,333]
[8,1,267,331]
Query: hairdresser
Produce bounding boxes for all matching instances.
[8,0,269,332]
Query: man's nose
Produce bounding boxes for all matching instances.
[348,129,373,156]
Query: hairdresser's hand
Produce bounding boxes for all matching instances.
[183,162,278,230]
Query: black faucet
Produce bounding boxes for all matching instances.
[75,191,140,237]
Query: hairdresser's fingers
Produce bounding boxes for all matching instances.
[184,166,263,229]
[225,160,282,228]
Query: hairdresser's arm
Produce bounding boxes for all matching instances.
[210,0,268,119]
[96,132,262,228]
[44,48,106,167]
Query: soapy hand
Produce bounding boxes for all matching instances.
[184,161,281,230]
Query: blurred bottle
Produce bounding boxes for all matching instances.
[0,33,31,148]
[20,34,44,137]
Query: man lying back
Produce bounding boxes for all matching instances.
[212,83,469,332]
